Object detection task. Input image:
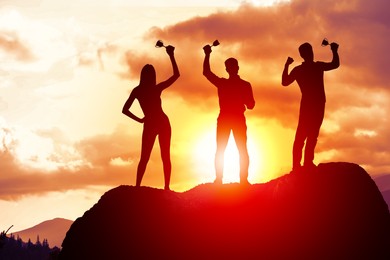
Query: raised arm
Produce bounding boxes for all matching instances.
[281,57,295,86]
[122,90,144,123]
[322,43,340,71]
[158,45,180,91]
[203,45,220,85]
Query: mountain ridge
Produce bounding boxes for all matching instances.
[13,218,73,248]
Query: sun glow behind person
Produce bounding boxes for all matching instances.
[193,129,264,184]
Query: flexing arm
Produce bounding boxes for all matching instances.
[158,45,180,90]
[323,43,340,71]
[281,57,295,86]
[122,91,144,123]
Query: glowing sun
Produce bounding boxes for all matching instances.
[193,130,263,184]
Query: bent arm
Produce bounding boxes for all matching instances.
[282,57,295,86]
[122,91,144,123]
[158,46,180,91]
[323,44,340,71]
[245,83,255,110]
[203,46,220,86]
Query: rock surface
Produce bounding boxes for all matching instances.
[59,162,390,260]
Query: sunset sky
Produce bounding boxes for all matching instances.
[1,0,389,232]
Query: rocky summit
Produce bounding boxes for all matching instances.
[59,162,390,260]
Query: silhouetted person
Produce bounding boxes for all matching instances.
[122,45,179,190]
[203,44,255,184]
[282,42,339,172]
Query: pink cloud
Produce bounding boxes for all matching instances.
[0,31,34,61]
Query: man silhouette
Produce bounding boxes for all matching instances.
[282,41,339,172]
[203,44,255,184]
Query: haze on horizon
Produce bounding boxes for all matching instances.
[1,0,389,231]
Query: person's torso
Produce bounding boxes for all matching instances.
[134,86,165,118]
[217,77,249,115]
[294,62,326,102]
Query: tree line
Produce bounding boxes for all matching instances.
[1,228,60,260]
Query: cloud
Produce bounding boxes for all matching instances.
[0,32,35,61]
[0,118,193,200]
[110,157,134,167]
[118,0,390,174]
[318,94,390,173]
[1,0,390,200]
[0,122,129,200]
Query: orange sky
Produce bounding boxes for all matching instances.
[1,0,390,231]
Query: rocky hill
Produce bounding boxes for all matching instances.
[59,162,390,260]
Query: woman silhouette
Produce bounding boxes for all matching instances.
[122,45,179,190]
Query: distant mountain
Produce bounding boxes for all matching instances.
[13,218,73,248]
[60,162,390,260]
[373,174,390,191]
[373,174,390,210]
[382,190,390,210]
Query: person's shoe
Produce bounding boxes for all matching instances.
[290,165,303,174]
[213,178,222,185]
[240,179,250,186]
[303,162,317,171]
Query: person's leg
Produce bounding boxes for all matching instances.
[159,117,172,190]
[215,116,230,184]
[292,104,308,171]
[304,103,325,167]
[136,126,156,187]
[232,116,249,183]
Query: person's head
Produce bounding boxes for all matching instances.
[140,64,156,86]
[299,42,314,62]
[225,57,239,76]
